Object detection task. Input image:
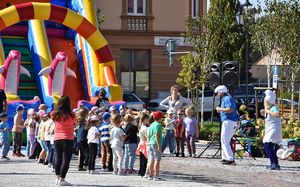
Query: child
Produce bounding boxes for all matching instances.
[26,109,37,158]
[43,114,53,165]
[99,112,111,171]
[123,114,138,174]
[183,107,199,158]
[148,111,163,181]
[0,113,10,160]
[162,109,176,156]
[262,90,282,170]
[110,114,126,175]
[136,113,150,177]
[37,111,48,163]
[12,104,25,157]
[175,110,185,157]
[87,115,101,174]
[76,112,88,171]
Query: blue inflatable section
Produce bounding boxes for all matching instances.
[28,20,53,110]
[6,100,40,128]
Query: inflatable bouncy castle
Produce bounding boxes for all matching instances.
[0,0,123,125]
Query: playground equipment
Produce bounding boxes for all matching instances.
[0,0,123,125]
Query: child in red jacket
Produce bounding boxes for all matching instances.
[175,110,185,157]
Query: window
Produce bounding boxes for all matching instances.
[120,49,150,99]
[128,0,146,16]
[191,0,200,18]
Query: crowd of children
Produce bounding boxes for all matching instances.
[0,99,200,182]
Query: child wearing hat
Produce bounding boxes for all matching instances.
[0,113,10,160]
[26,108,37,158]
[148,111,164,181]
[99,112,112,171]
[162,109,176,156]
[12,104,25,157]
[262,90,282,170]
[86,115,101,174]
[109,106,117,116]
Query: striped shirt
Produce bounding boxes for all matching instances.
[99,121,110,142]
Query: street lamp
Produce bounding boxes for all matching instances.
[236,0,253,110]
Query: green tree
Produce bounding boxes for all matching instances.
[178,0,243,125]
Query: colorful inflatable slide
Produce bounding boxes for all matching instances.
[0,0,123,125]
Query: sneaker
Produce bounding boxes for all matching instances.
[189,154,192,157]
[55,178,60,185]
[1,156,10,160]
[193,154,197,158]
[270,164,281,170]
[153,176,163,181]
[148,176,153,180]
[90,170,95,175]
[222,160,236,165]
[43,161,49,165]
[18,152,25,157]
[176,152,179,157]
[58,180,72,186]
[48,164,52,168]
[181,153,185,157]
[113,170,118,175]
[220,159,227,163]
[78,167,86,171]
[101,166,107,171]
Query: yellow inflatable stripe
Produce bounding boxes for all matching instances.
[86,31,108,51]
[32,2,50,20]
[0,6,20,27]
[63,9,84,30]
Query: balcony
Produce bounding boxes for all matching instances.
[121,16,153,32]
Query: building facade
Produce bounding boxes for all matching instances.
[96,0,207,100]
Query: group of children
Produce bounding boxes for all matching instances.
[0,101,199,180]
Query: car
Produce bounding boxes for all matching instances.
[122,92,145,111]
[278,98,298,108]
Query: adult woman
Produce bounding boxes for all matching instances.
[160,85,191,115]
[53,96,77,186]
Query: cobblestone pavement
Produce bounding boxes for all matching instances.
[0,142,299,187]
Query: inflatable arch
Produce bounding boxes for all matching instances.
[0,2,117,85]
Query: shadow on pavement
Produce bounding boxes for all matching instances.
[161,170,246,186]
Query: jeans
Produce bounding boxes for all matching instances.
[78,141,89,168]
[112,146,123,173]
[12,132,22,153]
[124,143,137,170]
[264,142,280,165]
[101,141,111,168]
[175,136,185,154]
[88,143,98,171]
[221,120,237,161]
[28,135,36,157]
[54,140,73,178]
[186,134,196,155]
[48,144,55,166]
[162,130,175,154]
[0,138,10,157]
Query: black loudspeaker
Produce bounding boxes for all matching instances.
[222,61,240,89]
[209,62,221,89]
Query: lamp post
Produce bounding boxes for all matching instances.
[236,0,253,110]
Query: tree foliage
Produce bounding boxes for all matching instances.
[177,0,243,90]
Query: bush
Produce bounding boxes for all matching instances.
[199,121,220,140]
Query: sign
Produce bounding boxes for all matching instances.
[272,65,279,89]
[273,75,278,89]
[154,36,192,46]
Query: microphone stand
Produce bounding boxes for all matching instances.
[198,93,222,158]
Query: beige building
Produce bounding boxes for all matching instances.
[96,0,207,100]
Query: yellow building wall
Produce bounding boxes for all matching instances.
[96,0,122,30]
[152,0,189,32]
